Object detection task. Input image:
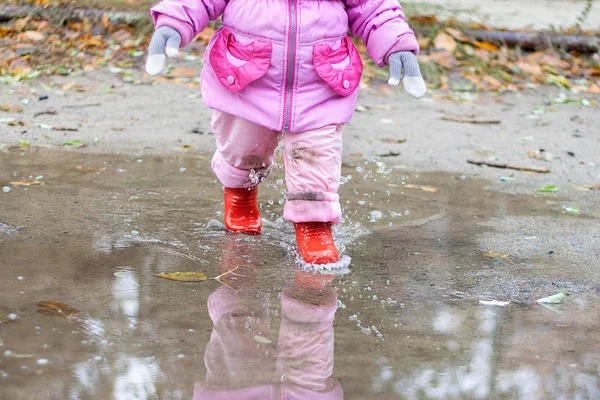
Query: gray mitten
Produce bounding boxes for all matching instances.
[146,26,182,76]
[388,51,427,98]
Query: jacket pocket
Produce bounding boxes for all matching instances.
[209,29,272,92]
[313,36,363,96]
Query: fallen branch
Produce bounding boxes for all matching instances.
[467,159,550,173]
[0,4,148,25]
[441,114,501,124]
[463,29,600,54]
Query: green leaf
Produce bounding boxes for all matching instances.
[7,353,34,359]
[536,185,560,193]
[63,140,84,147]
[537,293,567,304]
[19,140,31,148]
[562,205,581,215]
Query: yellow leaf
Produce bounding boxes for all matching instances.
[473,41,499,51]
[10,180,42,186]
[38,301,79,317]
[155,272,208,282]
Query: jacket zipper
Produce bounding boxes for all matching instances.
[283,0,298,132]
[274,384,281,400]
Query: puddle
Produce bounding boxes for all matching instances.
[1,152,599,399]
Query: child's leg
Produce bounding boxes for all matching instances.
[211,111,281,234]
[283,124,343,223]
[211,111,281,188]
[283,125,343,263]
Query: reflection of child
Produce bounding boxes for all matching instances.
[146,0,426,264]
[194,267,341,399]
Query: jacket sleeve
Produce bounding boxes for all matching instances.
[346,0,419,67]
[151,0,228,47]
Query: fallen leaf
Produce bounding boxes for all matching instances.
[155,272,208,282]
[75,165,106,172]
[375,151,401,157]
[473,41,499,51]
[10,180,43,186]
[536,185,560,193]
[483,251,510,259]
[0,104,23,113]
[63,140,85,148]
[169,67,198,78]
[5,353,34,359]
[21,30,44,42]
[562,206,581,215]
[537,293,567,304]
[381,138,407,144]
[433,32,457,52]
[38,301,79,317]
[405,184,439,193]
[479,300,511,307]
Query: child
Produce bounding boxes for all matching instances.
[146,0,426,264]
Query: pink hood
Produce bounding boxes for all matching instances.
[151,0,419,132]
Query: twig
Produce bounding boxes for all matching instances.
[442,115,501,124]
[467,160,551,173]
[211,266,240,281]
[33,109,57,118]
[62,103,101,109]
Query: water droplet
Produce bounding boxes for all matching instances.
[37,359,49,365]
[2,187,10,193]
[179,167,187,173]
[361,327,372,335]
[8,314,17,321]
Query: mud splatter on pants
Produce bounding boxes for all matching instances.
[211,111,342,224]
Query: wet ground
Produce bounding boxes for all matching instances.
[1,151,599,399]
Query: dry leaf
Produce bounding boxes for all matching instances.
[169,67,198,78]
[155,271,208,282]
[433,32,457,52]
[405,184,439,193]
[483,251,510,259]
[10,180,42,186]
[473,41,499,51]
[0,104,24,113]
[38,301,79,317]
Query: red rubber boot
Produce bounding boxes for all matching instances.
[294,222,339,264]
[224,187,262,235]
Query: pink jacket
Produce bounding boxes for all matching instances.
[152,0,418,132]
[193,286,342,400]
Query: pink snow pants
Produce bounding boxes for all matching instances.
[211,111,343,224]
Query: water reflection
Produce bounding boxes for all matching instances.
[195,235,344,399]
